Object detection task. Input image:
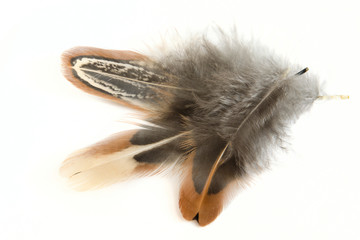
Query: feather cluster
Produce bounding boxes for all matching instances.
[60,30,320,226]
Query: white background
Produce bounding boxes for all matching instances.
[1,0,359,239]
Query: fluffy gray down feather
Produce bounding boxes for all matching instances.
[149,32,320,175]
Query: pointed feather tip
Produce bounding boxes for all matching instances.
[178,152,234,227]
[65,161,136,191]
[59,146,141,190]
[60,153,139,191]
[60,47,152,112]
[179,187,225,226]
[59,147,91,178]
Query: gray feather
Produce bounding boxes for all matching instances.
[150,30,320,178]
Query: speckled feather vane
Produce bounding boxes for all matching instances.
[60,32,322,226]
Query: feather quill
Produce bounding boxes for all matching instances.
[60,30,325,226]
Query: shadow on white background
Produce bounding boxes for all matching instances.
[1,1,359,239]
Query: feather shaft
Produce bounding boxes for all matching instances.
[231,76,289,141]
[198,142,229,205]
[77,66,194,91]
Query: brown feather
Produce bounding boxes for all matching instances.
[61,128,186,191]
[60,130,137,178]
[61,47,150,112]
[179,147,233,226]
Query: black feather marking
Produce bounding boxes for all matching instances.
[191,136,227,194]
[130,128,179,145]
[295,67,309,75]
[71,56,168,101]
[191,136,240,194]
[134,141,183,163]
[207,156,242,194]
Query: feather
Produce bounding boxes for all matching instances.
[60,127,187,191]
[60,30,328,226]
